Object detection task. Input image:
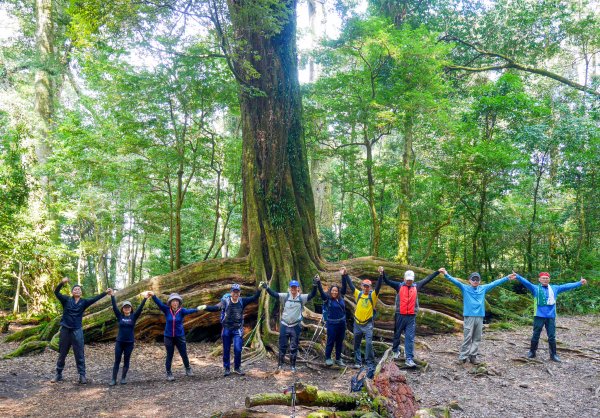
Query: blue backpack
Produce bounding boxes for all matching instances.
[322,298,330,323]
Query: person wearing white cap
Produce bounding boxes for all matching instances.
[380,266,440,367]
[107,289,150,386]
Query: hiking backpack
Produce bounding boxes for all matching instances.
[357,290,378,320]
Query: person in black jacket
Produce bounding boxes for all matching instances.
[381,266,439,367]
[108,289,150,386]
[198,283,264,376]
[316,273,347,366]
[51,277,111,384]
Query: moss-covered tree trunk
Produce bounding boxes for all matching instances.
[230,0,322,288]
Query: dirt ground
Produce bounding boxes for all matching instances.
[1,315,599,417]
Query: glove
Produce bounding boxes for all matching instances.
[197,305,207,311]
[260,281,268,289]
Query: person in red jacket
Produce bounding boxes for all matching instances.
[381,266,440,368]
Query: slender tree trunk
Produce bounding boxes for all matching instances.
[364,131,380,256]
[138,233,146,281]
[229,0,322,290]
[175,168,184,269]
[527,154,547,276]
[13,262,23,314]
[205,169,222,260]
[397,114,414,264]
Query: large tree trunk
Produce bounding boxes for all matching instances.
[231,0,322,288]
[396,114,414,264]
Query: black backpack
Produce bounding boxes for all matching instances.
[350,367,369,392]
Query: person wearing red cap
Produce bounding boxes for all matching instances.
[342,268,383,374]
[514,271,587,362]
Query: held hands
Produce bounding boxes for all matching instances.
[508,272,517,281]
[142,291,152,299]
[197,305,207,311]
[313,275,320,284]
[580,278,587,285]
[106,288,113,295]
[61,277,69,284]
[146,291,155,297]
[340,267,347,275]
[260,281,268,289]
[438,268,447,275]
[378,266,384,275]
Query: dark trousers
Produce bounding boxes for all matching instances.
[164,335,190,372]
[392,314,416,360]
[222,327,243,370]
[56,326,86,376]
[112,341,134,379]
[530,316,556,353]
[325,321,346,361]
[279,323,301,366]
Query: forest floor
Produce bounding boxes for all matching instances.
[0,315,599,418]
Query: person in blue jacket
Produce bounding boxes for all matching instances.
[315,272,346,367]
[52,277,111,384]
[198,283,264,376]
[514,271,587,362]
[148,291,201,381]
[440,268,515,364]
[107,289,150,386]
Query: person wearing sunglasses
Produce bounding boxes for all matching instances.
[439,268,516,365]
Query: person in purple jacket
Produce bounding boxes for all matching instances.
[514,271,587,362]
[148,291,201,381]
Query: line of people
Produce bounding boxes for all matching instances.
[50,268,587,384]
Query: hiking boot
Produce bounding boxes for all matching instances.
[405,359,417,368]
[109,379,117,386]
[527,350,536,359]
[457,358,467,365]
[224,368,231,377]
[469,356,480,365]
[234,368,245,376]
[353,363,362,369]
[291,366,297,372]
[276,365,283,372]
[120,377,127,385]
[166,372,175,381]
[78,375,87,384]
[325,358,334,366]
[185,367,194,377]
[50,373,63,383]
[550,354,561,362]
[392,351,401,360]
[335,359,346,367]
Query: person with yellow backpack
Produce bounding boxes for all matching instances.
[341,267,383,374]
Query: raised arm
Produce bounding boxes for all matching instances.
[54,280,69,305]
[151,294,169,314]
[306,282,318,301]
[317,280,329,300]
[515,274,537,294]
[110,295,122,319]
[442,269,465,291]
[343,274,356,292]
[262,282,280,299]
[241,289,263,306]
[481,276,509,293]
[373,272,383,295]
[555,280,584,296]
[382,272,401,292]
[83,289,109,308]
[132,297,147,320]
[416,271,440,291]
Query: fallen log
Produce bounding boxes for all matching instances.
[245,382,359,410]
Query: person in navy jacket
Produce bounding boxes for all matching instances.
[148,291,201,381]
[316,273,347,367]
[51,277,111,384]
[198,283,263,376]
[107,289,149,385]
[514,271,587,362]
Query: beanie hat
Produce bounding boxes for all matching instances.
[404,270,415,281]
[121,301,133,309]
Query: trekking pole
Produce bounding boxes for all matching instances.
[302,315,324,362]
